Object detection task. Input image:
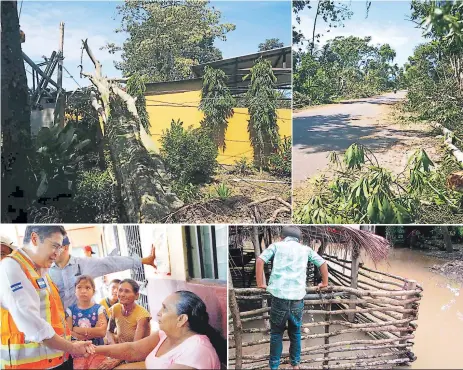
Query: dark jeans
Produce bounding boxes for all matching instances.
[269,296,304,369]
[53,357,73,370]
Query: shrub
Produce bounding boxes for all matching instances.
[160,119,218,185]
[71,169,119,223]
[172,182,200,204]
[232,156,254,175]
[267,136,291,178]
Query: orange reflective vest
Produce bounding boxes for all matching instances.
[1,250,71,369]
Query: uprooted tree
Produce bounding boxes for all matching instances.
[80,39,183,222]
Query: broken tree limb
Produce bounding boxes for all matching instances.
[235,286,422,297]
[81,39,182,222]
[431,121,463,165]
[248,196,292,209]
[231,343,411,362]
[228,270,242,370]
[231,326,415,348]
[265,206,291,223]
[82,38,101,76]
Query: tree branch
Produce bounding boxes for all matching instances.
[82,38,102,77]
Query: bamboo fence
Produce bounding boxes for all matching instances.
[229,252,422,369]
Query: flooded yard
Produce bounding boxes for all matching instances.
[363,248,463,369]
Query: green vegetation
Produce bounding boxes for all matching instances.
[104,0,235,82]
[160,119,218,186]
[294,0,463,224]
[215,182,232,200]
[404,1,463,136]
[258,38,284,51]
[294,36,402,107]
[268,136,291,178]
[295,143,463,224]
[199,66,235,151]
[245,58,280,169]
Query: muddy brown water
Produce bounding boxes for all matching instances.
[362,248,463,369]
[231,248,463,369]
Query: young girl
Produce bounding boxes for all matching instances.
[66,275,108,369]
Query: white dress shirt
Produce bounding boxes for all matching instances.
[0,249,56,342]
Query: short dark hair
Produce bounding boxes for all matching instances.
[23,226,66,244]
[119,279,140,294]
[281,226,302,240]
[109,279,121,285]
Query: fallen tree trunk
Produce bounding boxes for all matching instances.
[431,121,463,165]
[80,40,182,222]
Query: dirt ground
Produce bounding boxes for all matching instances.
[430,260,463,283]
[293,92,444,209]
[426,244,463,282]
[167,166,291,223]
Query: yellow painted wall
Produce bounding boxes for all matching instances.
[145,88,291,165]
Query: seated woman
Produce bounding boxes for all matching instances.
[100,279,121,318]
[66,275,108,369]
[94,290,226,369]
[98,279,151,369]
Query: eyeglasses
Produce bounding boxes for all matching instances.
[48,241,66,254]
[53,245,66,254]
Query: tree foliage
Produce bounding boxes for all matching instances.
[160,119,218,187]
[292,0,354,48]
[258,38,284,51]
[126,73,150,134]
[244,58,280,169]
[295,143,463,224]
[104,0,235,82]
[294,36,401,107]
[404,1,463,135]
[198,66,235,151]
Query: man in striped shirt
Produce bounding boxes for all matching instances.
[256,226,329,370]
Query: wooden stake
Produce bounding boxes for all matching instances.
[400,280,417,361]
[348,245,359,322]
[323,302,330,367]
[57,22,65,127]
[229,270,243,369]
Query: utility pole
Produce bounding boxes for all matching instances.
[57,21,65,127]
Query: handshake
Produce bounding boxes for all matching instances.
[70,341,97,357]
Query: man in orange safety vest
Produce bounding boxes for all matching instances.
[0,225,95,369]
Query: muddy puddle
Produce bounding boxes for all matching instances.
[362,248,463,369]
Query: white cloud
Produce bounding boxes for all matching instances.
[20,5,123,90]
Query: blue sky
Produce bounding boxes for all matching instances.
[20,0,291,91]
[294,0,427,67]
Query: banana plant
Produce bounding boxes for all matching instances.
[34,123,91,201]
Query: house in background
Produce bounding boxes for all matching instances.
[144,47,292,164]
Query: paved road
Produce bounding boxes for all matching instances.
[292,91,408,185]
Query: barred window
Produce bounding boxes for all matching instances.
[124,225,149,312]
[185,225,227,282]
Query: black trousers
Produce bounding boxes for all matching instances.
[53,357,73,370]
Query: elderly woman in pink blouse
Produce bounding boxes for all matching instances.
[94,291,226,369]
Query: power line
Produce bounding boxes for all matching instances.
[18,0,24,20]
[63,66,82,89]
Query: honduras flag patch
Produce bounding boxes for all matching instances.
[10,282,23,293]
[36,278,47,289]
